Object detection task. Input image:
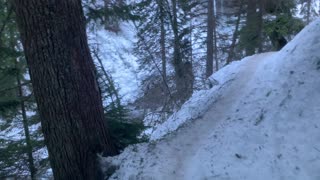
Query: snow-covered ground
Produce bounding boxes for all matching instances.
[88,22,142,104]
[104,19,320,180]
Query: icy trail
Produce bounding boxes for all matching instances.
[107,20,320,180]
[151,53,275,180]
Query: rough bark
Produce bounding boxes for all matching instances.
[14,0,117,179]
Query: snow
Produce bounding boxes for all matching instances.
[296,1,320,21]
[105,19,320,180]
[148,57,249,140]
[88,22,142,104]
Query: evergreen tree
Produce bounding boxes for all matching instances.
[0,1,48,178]
[227,0,245,64]
[92,47,147,150]
[84,0,138,31]
[206,0,218,77]
[264,0,304,50]
[14,0,118,179]
[134,0,203,105]
[240,0,259,56]
[238,0,304,54]
[298,0,319,24]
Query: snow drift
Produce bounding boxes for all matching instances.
[105,19,320,180]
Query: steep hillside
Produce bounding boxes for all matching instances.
[88,22,142,104]
[105,19,320,180]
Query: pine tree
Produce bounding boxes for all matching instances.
[237,0,304,54]
[227,0,244,64]
[206,0,218,77]
[242,0,259,56]
[264,0,304,50]
[0,1,47,178]
[134,0,203,105]
[298,0,319,24]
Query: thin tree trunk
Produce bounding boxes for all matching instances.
[132,22,177,107]
[104,0,120,32]
[0,5,13,41]
[93,50,121,108]
[213,1,218,71]
[227,0,244,64]
[206,0,214,77]
[257,0,265,53]
[159,0,167,84]
[319,0,320,14]
[171,0,182,77]
[171,0,187,102]
[170,0,194,103]
[245,0,257,56]
[307,0,311,24]
[15,58,36,180]
[104,0,110,30]
[14,0,118,179]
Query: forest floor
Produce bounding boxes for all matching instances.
[106,20,320,180]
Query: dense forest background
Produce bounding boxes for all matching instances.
[0,0,319,178]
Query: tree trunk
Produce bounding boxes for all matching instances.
[14,0,117,179]
[213,1,219,71]
[227,0,244,64]
[171,0,183,78]
[307,0,311,24]
[257,0,265,53]
[206,0,214,77]
[104,0,121,32]
[15,56,36,180]
[170,0,194,104]
[245,0,258,56]
[93,50,121,108]
[158,0,167,84]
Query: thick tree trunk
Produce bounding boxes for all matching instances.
[14,0,117,179]
[206,0,214,77]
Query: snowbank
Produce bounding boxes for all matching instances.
[106,19,320,180]
[149,57,250,140]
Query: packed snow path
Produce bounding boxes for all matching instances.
[148,53,276,180]
[108,20,320,180]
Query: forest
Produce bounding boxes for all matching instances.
[0,0,319,179]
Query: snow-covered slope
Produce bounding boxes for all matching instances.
[88,23,141,103]
[105,19,320,180]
